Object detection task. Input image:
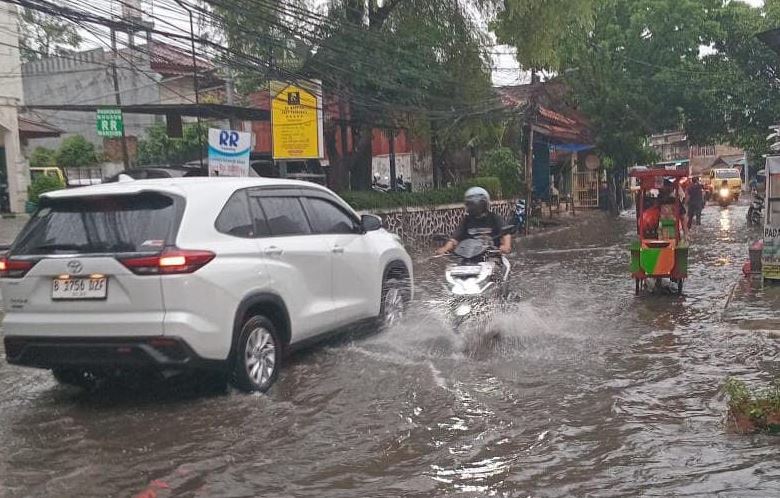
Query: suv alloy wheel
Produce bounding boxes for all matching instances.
[232,315,283,392]
[380,277,408,328]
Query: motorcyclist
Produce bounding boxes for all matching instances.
[436,187,512,255]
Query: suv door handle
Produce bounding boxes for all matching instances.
[332,246,345,254]
[264,246,283,257]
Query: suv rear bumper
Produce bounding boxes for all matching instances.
[3,336,224,371]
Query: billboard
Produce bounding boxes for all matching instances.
[762,156,780,280]
[271,80,324,160]
[208,128,251,177]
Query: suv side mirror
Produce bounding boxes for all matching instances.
[361,214,383,232]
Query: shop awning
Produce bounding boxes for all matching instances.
[18,116,62,139]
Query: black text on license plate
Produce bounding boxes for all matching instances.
[52,277,108,300]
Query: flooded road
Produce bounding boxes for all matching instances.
[1,203,779,497]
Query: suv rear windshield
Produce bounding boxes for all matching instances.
[12,193,179,256]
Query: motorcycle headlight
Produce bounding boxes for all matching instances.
[455,304,472,317]
[719,188,730,198]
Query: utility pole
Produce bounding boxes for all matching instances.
[176,0,204,171]
[525,68,538,236]
[225,67,238,130]
[525,124,534,236]
[110,28,131,171]
[388,128,397,191]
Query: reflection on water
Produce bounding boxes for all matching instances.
[1,204,778,497]
[720,206,732,233]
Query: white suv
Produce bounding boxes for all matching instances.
[0,178,412,392]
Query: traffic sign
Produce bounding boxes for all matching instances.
[96,108,124,137]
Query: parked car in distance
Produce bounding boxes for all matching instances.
[30,166,66,185]
[1,177,413,392]
[250,159,328,186]
[103,165,207,183]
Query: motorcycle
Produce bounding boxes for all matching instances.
[514,199,527,231]
[747,194,764,225]
[443,227,516,332]
[716,185,733,208]
[514,198,542,231]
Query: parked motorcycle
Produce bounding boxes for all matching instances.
[747,194,764,226]
[372,174,411,193]
[514,198,542,231]
[514,199,527,231]
[443,227,516,332]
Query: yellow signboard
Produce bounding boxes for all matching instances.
[271,81,324,160]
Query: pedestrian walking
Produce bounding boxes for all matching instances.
[686,176,704,229]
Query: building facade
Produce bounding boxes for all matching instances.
[22,40,218,156]
[0,4,29,213]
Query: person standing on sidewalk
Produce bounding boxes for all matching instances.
[686,176,705,229]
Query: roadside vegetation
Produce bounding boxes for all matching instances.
[27,174,65,205]
[724,377,780,434]
[341,176,504,211]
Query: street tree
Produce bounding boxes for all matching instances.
[492,0,741,211]
[55,135,97,169]
[137,122,207,166]
[206,0,495,190]
[18,7,82,62]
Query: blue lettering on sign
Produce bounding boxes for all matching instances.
[219,131,240,147]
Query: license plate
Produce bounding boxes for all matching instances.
[52,277,108,300]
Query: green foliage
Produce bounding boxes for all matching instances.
[463,177,503,200]
[18,7,82,62]
[56,135,97,169]
[340,176,506,211]
[725,377,780,431]
[340,188,467,211]
[213,0,495,189]
[27,174,65,203]
[478,148,523,196]
[492,0,596,70]
[137,122,207,166]
[28,147,56,168]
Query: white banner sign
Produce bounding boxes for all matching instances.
[208,128,251,177]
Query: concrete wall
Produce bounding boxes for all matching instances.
[364,199,517,242]
[0,4,29,213]
[22,47,159,150]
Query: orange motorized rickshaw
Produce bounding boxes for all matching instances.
[630,167,689,295]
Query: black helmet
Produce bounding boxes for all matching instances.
[464,186,490,217]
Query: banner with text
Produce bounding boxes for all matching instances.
[271,80,324,160]
[762,156,780,280]
[208,128,251,177]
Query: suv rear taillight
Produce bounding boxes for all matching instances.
[119,248,215,275]
[0,257,37,278]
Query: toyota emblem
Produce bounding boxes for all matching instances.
[67,260,84,275]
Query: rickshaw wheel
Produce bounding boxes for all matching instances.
[635,278,641,295]
[677,279,684,295]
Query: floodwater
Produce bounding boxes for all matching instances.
[1,203,779,497]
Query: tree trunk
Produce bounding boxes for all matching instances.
[431,121,440,188]
[349,126,374,191]
[324,124,346,191]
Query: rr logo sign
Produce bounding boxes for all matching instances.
[219,130,240,147]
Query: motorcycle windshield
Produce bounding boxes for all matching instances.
[454,238,488,259]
